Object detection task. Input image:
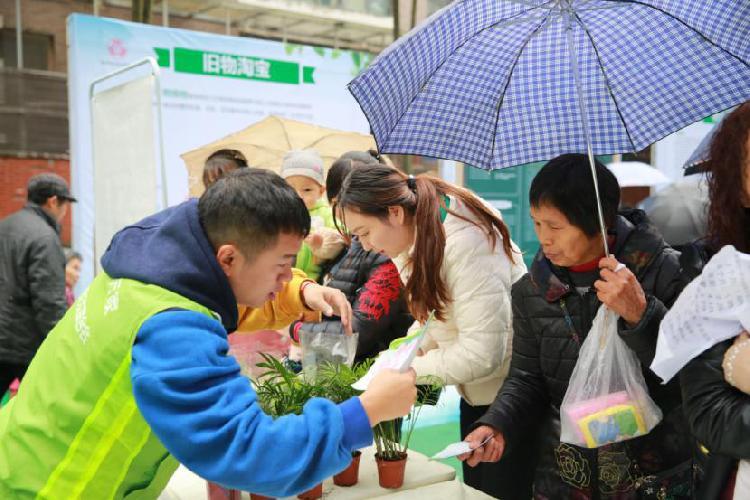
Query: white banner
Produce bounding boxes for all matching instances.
[91,74,159,270]
[67,14,372,292]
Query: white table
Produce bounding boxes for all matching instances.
[160,446,489,499]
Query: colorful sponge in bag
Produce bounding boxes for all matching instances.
[564,391,648,447]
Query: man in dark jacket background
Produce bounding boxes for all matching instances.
[0,173,75,393]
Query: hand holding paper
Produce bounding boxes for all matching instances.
[432,434,494,460]
[359,369,417,426]
[352,312,434,391]
[456,426,505,466]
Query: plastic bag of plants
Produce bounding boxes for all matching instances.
[300,330,359,381]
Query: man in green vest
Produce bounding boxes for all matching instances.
[0,169,417,498]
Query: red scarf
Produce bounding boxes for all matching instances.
[568,236,616,273]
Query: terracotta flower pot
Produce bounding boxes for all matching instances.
[249,494,274,500]
[206,482,241,500]
[333,450,362,487]
[297,483,323,499]
[375,451,408,489]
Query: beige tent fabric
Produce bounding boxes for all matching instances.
[181,115,377,196]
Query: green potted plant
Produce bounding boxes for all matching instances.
[372,378,443,489]
[314,360,373,487]
[253,354,325,500]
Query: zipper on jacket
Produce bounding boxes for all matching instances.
[580,292,593,339]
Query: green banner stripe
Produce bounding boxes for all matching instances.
[173,47,304,85]
[153,47,170,68]
[302,66,315,84]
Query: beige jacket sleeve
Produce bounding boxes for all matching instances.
[411,225,517,385]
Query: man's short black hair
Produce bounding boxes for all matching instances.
[198,168,310,258]
[529,153,620,237]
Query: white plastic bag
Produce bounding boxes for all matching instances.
[560,306,662,448]
[300,329,358,381]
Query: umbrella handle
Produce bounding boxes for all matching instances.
[564,10,610,256]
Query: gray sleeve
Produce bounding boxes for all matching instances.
[27,234,67,336]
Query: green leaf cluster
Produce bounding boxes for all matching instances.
[254,353,444,461]
[253,354,373,416]
[254,353,319,417]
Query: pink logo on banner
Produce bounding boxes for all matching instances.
[108,39,127,58]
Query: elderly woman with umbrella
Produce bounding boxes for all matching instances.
[459,154,694,498]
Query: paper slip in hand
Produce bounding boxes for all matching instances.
[352,312,434,391]
[431,435,493,460]
[651,245,750,383]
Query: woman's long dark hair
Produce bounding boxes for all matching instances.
[334,165,515,322]
[707,102,750,253]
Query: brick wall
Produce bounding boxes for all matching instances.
[0,157,72,246]
[0,1,241,252]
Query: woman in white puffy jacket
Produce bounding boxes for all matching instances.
[335,164,528,499]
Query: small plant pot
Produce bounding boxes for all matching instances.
[333,450,362,487]
[250,494,274,500]
[375,452,408,489]
[206,482,241,500]
[297,483,323,499]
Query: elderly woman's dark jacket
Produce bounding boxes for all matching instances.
[476,209,696,499]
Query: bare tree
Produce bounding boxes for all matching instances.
[132,0,153,23]
[392,0,400,40]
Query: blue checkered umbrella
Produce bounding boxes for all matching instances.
[350,0,750,170]
[349,0,750,249]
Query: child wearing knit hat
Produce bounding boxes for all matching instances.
[281,149,344,281]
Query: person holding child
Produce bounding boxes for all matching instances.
[281,149,346,282]
[289,151,414,363]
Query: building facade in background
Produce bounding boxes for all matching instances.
[0,0,451,245]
